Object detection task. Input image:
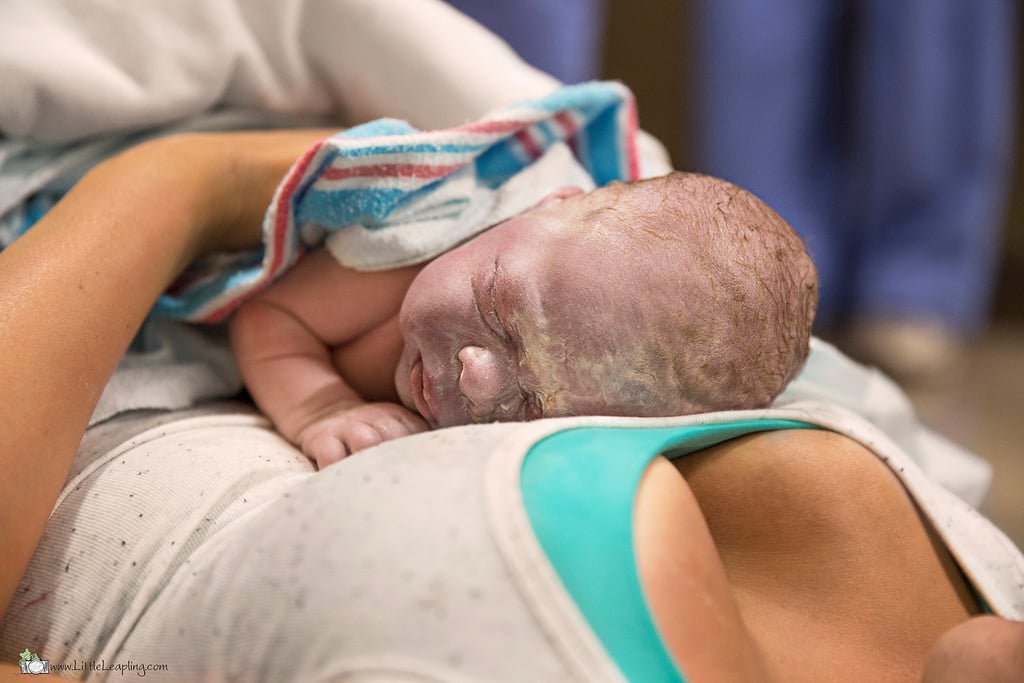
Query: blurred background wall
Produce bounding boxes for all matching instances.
[601,0,1022,324]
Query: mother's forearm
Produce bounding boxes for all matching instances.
[0,129,331,614]
[0,140,219,615]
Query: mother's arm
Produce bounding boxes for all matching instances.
[0,129,333,615]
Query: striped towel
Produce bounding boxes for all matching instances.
[155,81,640,322]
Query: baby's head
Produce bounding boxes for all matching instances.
[394,172,818,428]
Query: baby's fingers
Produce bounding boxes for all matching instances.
[385,408,430,437]
[299,403,431,469]
[339,409,425,455]
[340,419,392,455]
[305,431,350,468]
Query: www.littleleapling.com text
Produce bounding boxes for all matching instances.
[45,659,168,676]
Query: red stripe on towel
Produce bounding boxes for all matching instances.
[199,139,324,323]
[321,163,462,181]
[623,97,640,180]
[516,129,542,159]
[452,119,532,134]
[269,140,322,274]
[553,111,579,139]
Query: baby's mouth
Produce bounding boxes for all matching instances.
[409,356,440,427]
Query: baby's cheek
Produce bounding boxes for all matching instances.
[534,344,676,419]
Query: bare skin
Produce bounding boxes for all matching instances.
[922,615,1024,682]
[636,430,982,682]
[0,128,337,626]
[232,173,819,468]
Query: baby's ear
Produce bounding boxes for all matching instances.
[534,185,584,207]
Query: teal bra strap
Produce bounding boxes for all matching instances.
[521,419,815,682]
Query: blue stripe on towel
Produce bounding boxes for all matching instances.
[155,81,640,322]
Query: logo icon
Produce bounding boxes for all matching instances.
[18,649,49,675]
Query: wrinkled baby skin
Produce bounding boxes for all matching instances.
[235,172,817,466]
[395,186,680,427]
[394,173,818,428]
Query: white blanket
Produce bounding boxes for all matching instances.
[0,0,560,143]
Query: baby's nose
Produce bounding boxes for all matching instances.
[457,345,505,416]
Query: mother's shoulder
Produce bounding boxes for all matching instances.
[672,427,901,526]
[662,427,977,680]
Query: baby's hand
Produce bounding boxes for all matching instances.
[296,402,429,469]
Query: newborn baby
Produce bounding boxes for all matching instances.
[230,172,818,468]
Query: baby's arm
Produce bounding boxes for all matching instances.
[230,250,426,467]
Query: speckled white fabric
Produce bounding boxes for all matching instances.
[1,406,623,682]
[2,401,1022,682]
